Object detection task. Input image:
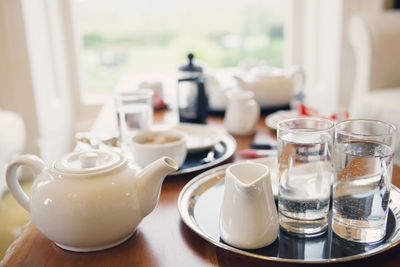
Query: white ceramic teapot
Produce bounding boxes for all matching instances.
[234,66,305,107]
[5,150,178,252]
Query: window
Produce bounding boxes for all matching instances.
[73,0,285,97]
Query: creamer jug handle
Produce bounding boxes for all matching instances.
[246,99,260,133]
[6,155,45,211]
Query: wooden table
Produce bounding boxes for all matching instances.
[3,110,400,267]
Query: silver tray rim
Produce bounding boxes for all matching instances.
[168,132,236,176]
[177,161,400,264]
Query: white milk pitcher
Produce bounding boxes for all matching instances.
[224,90,260,135]
[219,162,279,249]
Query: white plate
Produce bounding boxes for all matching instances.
[173,123,222,152]
[265,110,305,130]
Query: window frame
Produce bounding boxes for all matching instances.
[64,0,289,105]
[60,0,102,131]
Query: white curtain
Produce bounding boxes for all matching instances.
[285,0,384,115]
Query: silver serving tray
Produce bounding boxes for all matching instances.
[178,162,400,263]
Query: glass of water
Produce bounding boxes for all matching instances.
[278,117,334,236]
[333,119,397,243]
[114,89,154,145]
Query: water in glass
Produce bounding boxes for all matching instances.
[278,132,333,236]
[332,141,393,243]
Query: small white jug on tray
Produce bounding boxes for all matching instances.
[219,162,279,249]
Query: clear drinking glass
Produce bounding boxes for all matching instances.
[332,119,397,243]
[114,89,154,144]
[278,117,334,236]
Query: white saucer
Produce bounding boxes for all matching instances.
[173,123,222,152]
[265,110,305,130]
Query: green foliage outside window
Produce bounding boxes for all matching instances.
[75,0,284,95]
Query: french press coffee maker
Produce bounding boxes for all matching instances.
[177,53,208,124]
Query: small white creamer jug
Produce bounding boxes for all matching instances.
[224,90,260,135]
[219,162,278,249]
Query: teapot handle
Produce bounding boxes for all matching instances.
[6,155,45,212]
[246,99,260,134]
[289,66,306,96]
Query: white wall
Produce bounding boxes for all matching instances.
[21,0,74,162]
[0,0,105,163]
[0,0,40,155]
[0,0,103,162]
[0,0,78,162]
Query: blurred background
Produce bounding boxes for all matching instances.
[76,0,284,95]
[0,0,397,161]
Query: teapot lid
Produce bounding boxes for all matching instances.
[53,150,126,175]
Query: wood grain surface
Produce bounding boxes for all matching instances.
[3,110,400,267]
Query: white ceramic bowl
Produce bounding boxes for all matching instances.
[130,130,187,168]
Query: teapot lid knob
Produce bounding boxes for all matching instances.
[54,150,126,175]
[79,152,98,168]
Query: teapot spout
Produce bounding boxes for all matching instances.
[136,157,178,217]
[233,75,246,89]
